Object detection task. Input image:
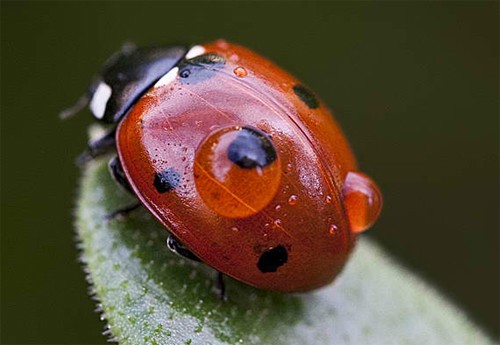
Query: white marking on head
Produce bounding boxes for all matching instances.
[89,82,112,119]
[154,67,179,88]
[185,45,205,60]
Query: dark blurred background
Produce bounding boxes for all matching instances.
[1,2,498,344]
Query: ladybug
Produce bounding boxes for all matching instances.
[64,40,382,297]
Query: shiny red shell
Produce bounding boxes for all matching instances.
[116,40,381,292]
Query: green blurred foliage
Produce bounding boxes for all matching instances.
[1,1,498,344]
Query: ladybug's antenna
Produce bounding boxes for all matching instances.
[59,93,90,120]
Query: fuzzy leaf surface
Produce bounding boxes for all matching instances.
[76,157,494,345]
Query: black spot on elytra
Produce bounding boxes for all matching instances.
[227,126,277,169]
[154,168,180,193]
[293,84,319,109]
[178,53,226,84]
[257,245,288,273]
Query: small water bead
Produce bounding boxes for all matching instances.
[326,195,332,204]
[275,204,282,211]
[328,224,338,235]
[229,54,240,62]
[273,219,282,227]
[233,66,248,78]
[342,172,383,233]
[288,194,298,206]
[216,39,229,49]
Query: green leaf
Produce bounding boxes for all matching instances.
[76,156,494,345]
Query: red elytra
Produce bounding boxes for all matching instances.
[116,40,382,292]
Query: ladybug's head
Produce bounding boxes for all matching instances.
[60,43,187,123]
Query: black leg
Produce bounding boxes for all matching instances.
[166,236,228,301]
[215,271,227,301]
[105,202,141,221]
[108,156,133,193]
[104,155,140,220]
[166,235,201,262]
[76,128,117,166]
